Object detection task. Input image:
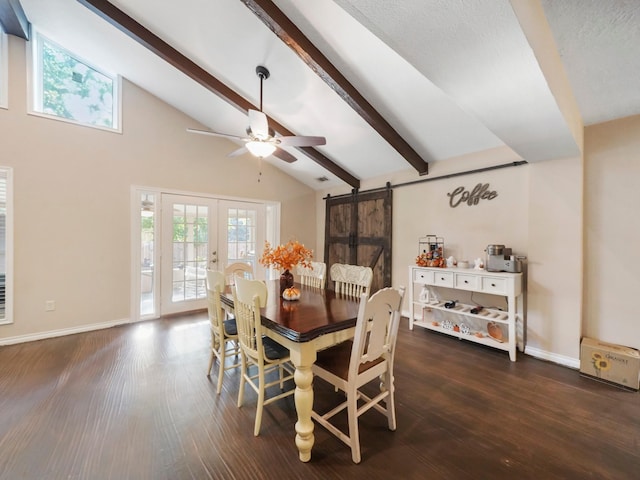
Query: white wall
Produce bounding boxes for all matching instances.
[0,36,317,342]
[584,115,640,348]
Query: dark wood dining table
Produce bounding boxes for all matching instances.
[221,280,361,462]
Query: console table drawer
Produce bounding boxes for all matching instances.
[433,271,454,287]
[413,269,434,285]
[455,273,479,290]
[481,277,508,295]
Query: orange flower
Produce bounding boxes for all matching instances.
[259,240,313,271]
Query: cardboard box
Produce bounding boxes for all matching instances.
[580,337,640,391]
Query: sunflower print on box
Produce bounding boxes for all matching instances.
[591,351,611,377]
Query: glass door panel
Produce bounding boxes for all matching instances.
[139,192,156,318]
[161,194,217,315]
[219,201,265,279]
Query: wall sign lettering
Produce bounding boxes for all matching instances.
[447,183,498,208]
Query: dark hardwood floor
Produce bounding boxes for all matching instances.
[0,312,638,480]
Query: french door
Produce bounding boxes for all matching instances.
[160,194,218,315]
[134,189,273,319]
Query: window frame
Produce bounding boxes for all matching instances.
[28,31,122,133]
[0,167,14,325]
[0,28,8,109]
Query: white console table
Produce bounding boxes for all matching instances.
[408,265,524,361]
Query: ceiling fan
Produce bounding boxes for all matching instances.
[187,66,326,163]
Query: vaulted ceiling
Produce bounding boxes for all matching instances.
[10,0,640,190]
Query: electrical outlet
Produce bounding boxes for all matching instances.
[45,300,56,311]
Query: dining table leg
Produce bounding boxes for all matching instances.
[288,343,317,462]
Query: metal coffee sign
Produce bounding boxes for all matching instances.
[447,183,498,208]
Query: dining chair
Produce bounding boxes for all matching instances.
[329,263,373,297]
[233,276,295,436]
[206,270,241,394]
[224,262,254,285]
[311,286,406,463]
[296,261,326,289]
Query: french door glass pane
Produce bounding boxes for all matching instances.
[172,203,208,302]
[226,208,257,270]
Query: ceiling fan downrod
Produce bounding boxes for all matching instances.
[255,65,270,112]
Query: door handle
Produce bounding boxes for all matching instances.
[211,251,218,264]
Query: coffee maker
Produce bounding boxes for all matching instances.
[485,244,523,273]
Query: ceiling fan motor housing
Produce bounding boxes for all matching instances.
[256,65,270,80]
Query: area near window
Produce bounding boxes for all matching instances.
[133,189,278,321]
[29,31,120,131]
[0,168,13,325]
[0,29,8,109]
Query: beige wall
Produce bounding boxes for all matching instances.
[318,144,586,365]
[526,155,583,362]
[584,115,640,347]
[317,145,530,275]
[0,37,316,342]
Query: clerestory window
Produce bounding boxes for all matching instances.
[29,32,121,131]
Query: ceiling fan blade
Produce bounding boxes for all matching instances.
[272,146,297,163]
[228,146,249,157]
[248,109,269,139]
[186,128,247,141]
[276,135,326,147]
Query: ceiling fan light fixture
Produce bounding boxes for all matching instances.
[246,140,276,158]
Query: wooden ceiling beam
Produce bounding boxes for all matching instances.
[0,0,30,40]
[241,0,430,176]
[76,0,360,189]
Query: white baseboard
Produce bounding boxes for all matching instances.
[524,346,580,369]
[0,317,133,346]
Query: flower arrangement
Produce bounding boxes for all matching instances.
[259,240,313,272]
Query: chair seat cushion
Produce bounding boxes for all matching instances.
[263,336,290,360]
[315,340,384,380]
[223,319,237,336]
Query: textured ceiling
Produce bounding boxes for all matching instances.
[15,0,640,189]
[540,0,640,125]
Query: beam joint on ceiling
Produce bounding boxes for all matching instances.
[76,0,360,189]
[0,0,30,40]
[241,0,430,176]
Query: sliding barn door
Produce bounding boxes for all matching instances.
[324,189,392,293]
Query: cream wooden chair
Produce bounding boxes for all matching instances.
[329,263,373,297]
[311,286,406,463]
[205,270,241,394]
[296,261,326,289]
[224,262,254,285]
[233,276,295,436]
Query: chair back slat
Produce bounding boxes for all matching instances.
[349,287,405,378]
[233,276,267,362]
[296,261,326,289]
[206,270,226,334]
[225,262,254,285]
[330,263,373,297]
